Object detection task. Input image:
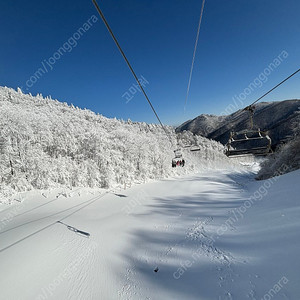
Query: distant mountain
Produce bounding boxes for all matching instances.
[176,100,300,147]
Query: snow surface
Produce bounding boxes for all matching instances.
[0,168,299,299]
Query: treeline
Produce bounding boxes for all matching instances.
[0,87,238,201]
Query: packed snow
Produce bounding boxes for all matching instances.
[0,167,299,299]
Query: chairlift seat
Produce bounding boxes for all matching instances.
[225,146,272,157]
[190,146,200,152]
[174,148,182,158]
[225,130,272,157]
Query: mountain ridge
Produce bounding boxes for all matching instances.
[176,100,300,147]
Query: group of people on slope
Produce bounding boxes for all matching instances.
[172,159,185,168]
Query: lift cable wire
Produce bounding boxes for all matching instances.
[92,0,173,145]
[225,67,300,157]
[248,67,300,108]
[232,67,300,122]
[184,0,206,110]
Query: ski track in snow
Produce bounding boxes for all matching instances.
[116,173,264,300]
[182,206,261,299]
[161,216,256,300]
[122,215,257,300]
[65,237,96,300]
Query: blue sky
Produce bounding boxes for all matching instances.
[1,0,299,126]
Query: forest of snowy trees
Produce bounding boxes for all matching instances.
[0,87,243,202]
[257,121,300,179]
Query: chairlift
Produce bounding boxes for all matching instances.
[183,144,192,149]
[190,145,200,152]
[225,106,273,157]
[172,148,185,167]
[174,148,183,159]
[181,142,200,152]
[225,129,272,157]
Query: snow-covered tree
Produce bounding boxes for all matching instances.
[0,86,242,201]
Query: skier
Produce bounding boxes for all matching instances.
[182,159,185,167]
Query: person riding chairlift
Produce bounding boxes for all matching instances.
[172,159,185,168]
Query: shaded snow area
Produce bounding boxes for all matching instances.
[0,169,299,300]
[0,86,250,203]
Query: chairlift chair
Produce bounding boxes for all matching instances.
[181,142,200,152]
[174,148,183,159]
[183,144,192,149]
[190,145,200,152]
[225,129,273,157]
[225,105,273,157]
[172,148,185,167]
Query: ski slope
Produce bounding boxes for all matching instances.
[0,169,299,300]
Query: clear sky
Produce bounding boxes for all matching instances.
[1,0,299,126]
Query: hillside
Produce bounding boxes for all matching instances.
[0,87,244,203]
[176,100,300,146]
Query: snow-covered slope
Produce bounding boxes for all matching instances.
[0,169,299,299]
[0,87,244,203]
[176,100,300,146]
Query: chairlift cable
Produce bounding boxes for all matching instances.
[230,69,300,122]
[184,0,206,110]
[233,68,300,121]
[92,0,173,145]
[248,67,300,108]
[225,68,300,157]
